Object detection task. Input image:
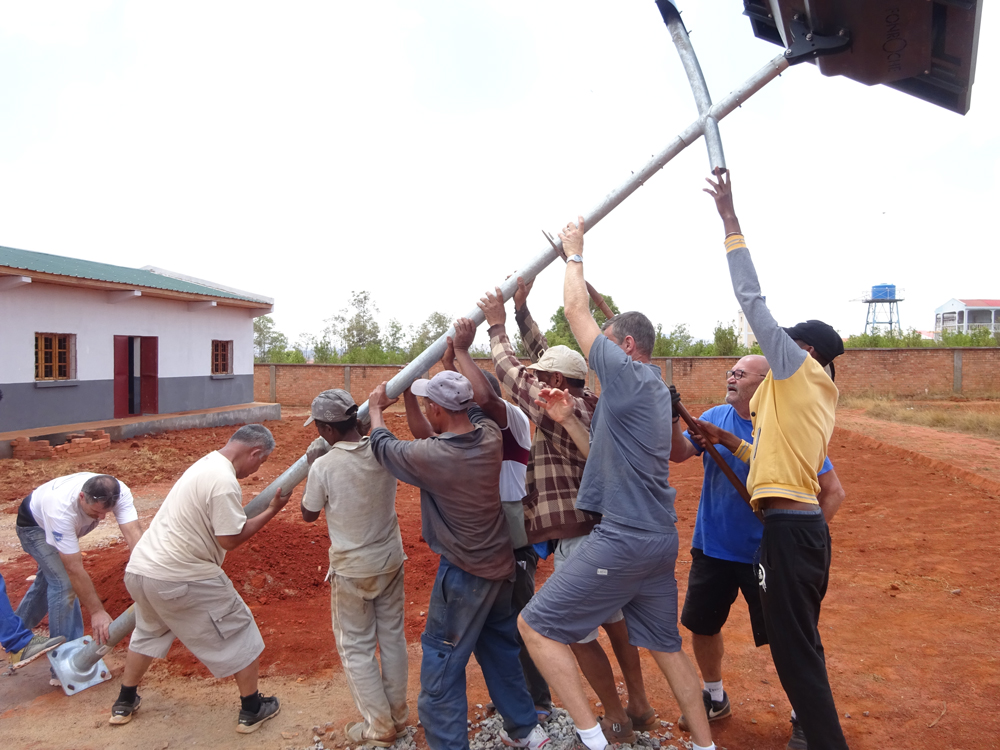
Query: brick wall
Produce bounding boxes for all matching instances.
[254,348,1000,406]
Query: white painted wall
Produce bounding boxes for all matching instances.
[0,281,255,383]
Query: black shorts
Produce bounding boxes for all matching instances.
[680,547,768,647]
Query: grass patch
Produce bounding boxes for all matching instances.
[839,397,1000,439]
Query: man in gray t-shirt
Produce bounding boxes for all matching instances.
[519,218,715,750]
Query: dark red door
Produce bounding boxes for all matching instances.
[140,336,159,414]
[113,336,130,419]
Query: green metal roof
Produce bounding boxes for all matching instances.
[0,244,271,304]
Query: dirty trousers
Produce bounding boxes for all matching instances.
[419,557,537,750]
[331,565,409,740]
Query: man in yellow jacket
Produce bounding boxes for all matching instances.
[704,169,848,750]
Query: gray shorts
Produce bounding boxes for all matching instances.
[554,534,624,644]
[125,571,265,678]
[523,522,681,652]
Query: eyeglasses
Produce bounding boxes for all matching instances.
[726,369,766,380]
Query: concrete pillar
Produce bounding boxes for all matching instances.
[269,365,276,403]
[344,365,351,396]
[953,350,963,394]
[664,359,674,385]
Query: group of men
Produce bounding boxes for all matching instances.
[2,169,849,750]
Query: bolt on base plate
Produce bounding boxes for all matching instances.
[48,636,112,696]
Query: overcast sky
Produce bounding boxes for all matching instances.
[1,1,996,345]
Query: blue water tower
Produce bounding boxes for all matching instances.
[863,284,903,334]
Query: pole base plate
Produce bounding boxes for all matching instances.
[48,637,113,696]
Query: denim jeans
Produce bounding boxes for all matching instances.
[0,571,34,652]
[419,557,537,750]
[14,525,84,642]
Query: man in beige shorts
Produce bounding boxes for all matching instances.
[302,390,408,747]
[107,424,291,734]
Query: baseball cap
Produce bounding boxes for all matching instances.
[410,371,475,411]
[304,389,358,426]
[782,320,845,363]
[526,345,588,381]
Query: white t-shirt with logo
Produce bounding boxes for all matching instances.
[127,451,247,582]
[29,472,138,555]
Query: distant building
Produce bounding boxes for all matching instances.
[737,307,758,349]
[934,298,1000,339]
[1,245,272,432]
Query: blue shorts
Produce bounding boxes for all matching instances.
[521,521,681,652]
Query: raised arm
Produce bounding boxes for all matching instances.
[535,388,591,458]
[560,217,602,360]
[512,277,548,362]
[450,318,508,428]
[704,170,806,381]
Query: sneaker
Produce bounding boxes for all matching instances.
[344,720,396,747]
[598,715,636,745]
[109,694,142,725]
[8,634,66,670]
[500,724,551,750]
[236,694,281,734]
[677,689,731,732]
[786,718,808,750]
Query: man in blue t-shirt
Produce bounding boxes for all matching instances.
[670,355,846,737]
[518,217,716,750]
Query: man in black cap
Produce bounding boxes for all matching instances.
[704,169,848,750]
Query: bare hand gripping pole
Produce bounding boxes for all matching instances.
[243,53,788,520]
[51,54,790,695]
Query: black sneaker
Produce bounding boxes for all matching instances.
[786,718,807,750]
[677,689,731,732]
[109,694,141,725]
[236,694,281,734]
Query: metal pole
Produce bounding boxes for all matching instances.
[656,0,726,172]
[244,53,789,519]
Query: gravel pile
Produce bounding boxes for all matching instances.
[469,708,686,750]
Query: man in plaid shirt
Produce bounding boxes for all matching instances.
[478,279,655,743]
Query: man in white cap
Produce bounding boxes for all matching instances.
[301,389,408,747]
[368,372,548,750]
[479,279,655,742]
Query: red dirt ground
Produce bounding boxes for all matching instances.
[2,408,999,748]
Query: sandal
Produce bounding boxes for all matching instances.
[626,707,658,732]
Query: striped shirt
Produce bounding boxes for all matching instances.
[488,307,600,544]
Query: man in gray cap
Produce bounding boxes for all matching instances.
[301,390,408,748]
[368,371,548,750]
[479,280,655,742]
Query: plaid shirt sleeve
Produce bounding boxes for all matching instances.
[488,324,593,459]
[514,306,548,363]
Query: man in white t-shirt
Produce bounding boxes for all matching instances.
[15,473,143,645]
[445,318,552,718]
[301,389,409,748]
[107,424,291,735]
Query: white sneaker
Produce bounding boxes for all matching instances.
[501,724,551,750]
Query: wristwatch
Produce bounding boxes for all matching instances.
[566,254,583,263]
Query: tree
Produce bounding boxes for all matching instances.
[326,291,382,352]
[713,322,747,357]
[652,323,694,357]
[254,315,292,363]
[544,295,621,354]
[409,311,452,358]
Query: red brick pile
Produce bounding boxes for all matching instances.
[12,430,112,460]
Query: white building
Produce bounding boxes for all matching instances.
[1,244,272,433]
[737,307,758,348]
[934,298,1000,338]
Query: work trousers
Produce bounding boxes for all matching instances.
[0,572,34,652]
[15,525,84,642]
[510,546,551,709]
[758,511,848,750]
[331,565,409,740]
[419,557,537,750]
